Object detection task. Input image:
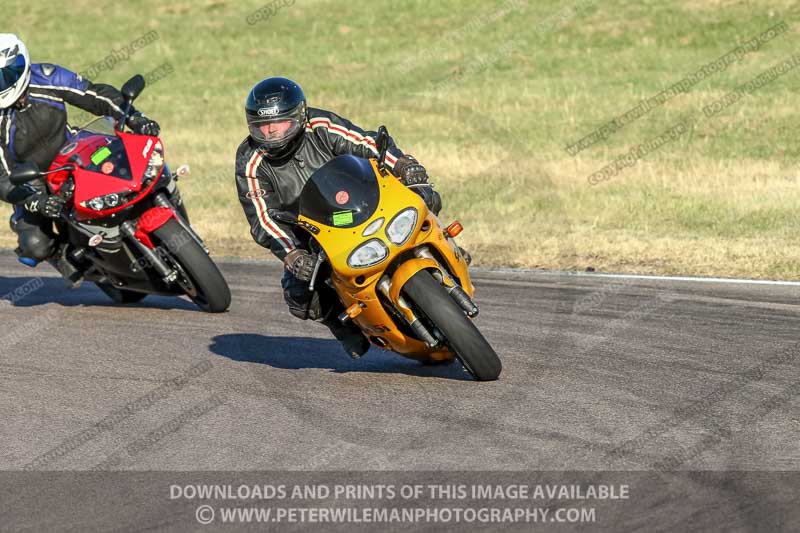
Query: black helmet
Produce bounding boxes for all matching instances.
[245,77,307,156]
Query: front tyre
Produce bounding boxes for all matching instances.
[152,219,231,313]
[402,270,501,381]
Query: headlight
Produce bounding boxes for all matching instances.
[361,217,384,237]
[104,193,121,207]
[347,238,389,268]
[82,192,135,211]
[144,146,165,180]
[385,207,418,245]
[86,197,105,211]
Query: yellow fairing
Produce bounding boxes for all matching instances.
[297,159,473,362]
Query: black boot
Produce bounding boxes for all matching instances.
[458,246,472,266]
[50,244,83,289]
[322,317,370,359]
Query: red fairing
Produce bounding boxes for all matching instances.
[134,206,176,249]
[134,230,155,249]
[47,129,162,221]
[117,131,157,179]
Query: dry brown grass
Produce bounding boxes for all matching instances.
[3,142,798,279]
[4,0,800,280]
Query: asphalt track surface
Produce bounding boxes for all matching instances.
[1,252,798,531]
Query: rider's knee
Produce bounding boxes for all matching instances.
[283,285,324,320]
[281,272,327,320]
[18,231,53,261]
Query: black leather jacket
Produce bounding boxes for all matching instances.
[235,107,441,260]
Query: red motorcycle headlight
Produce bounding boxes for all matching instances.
[81,191,136,211]
[144,147,165,179]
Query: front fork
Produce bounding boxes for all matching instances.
[414,247,478,317]
[121,181,204,285]
[375,245,480,347]
[152,191,209,254]
[377,275,439,348]
[120,220,177,284]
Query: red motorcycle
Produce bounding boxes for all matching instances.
[9,74,231,312]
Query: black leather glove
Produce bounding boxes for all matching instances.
[284,249,317,282]
[393,154,428,186]
[127,113,160,136]
[23,190,65,219]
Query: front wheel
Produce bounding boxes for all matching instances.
[152,219,231,313]
[402,270,501,381]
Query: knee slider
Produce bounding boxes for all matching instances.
[19,232,53,261]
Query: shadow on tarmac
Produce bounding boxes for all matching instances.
[210,333,472,381]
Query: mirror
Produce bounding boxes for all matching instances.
[9,162,42,186]
[376,125,389,158]
[376,125,389,170]
[121,74,146,102]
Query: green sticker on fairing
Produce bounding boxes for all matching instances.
[90,146,112,166]
[332,210,354,226]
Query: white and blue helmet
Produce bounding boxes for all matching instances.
[0,34,30,109]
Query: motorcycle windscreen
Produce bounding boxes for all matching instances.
[83,136,134,181]
[79,116,117,135]
[299,155,380,229]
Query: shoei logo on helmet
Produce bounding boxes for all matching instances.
[258,106,280,117]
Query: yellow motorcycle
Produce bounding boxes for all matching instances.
[273,127,501,381]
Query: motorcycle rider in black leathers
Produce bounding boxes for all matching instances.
[235,77,454,358]
[0,34,160,269]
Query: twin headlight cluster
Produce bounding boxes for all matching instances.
[83,191,136,211]
[347,208,418,268]
[82,146,165,212]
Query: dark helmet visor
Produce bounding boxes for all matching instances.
[246,101,306,149]
[0,54,26,92]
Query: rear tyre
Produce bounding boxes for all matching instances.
[95,282,148,304]
[402,270,501,381]
[152,219,231,313]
